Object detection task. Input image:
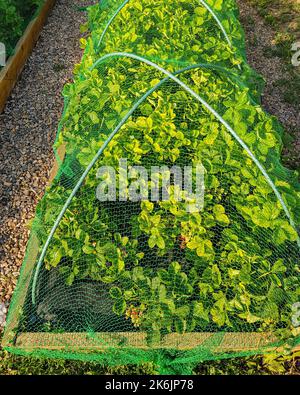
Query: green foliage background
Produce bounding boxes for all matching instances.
[0,0,43,57]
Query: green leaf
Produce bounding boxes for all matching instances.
[272,259,286,274]
[141,200,154,212]
[193,302,209,322]
[267,284,285,304]
[113,299,126,315]
[66,272,75,286]
[238,312,261,324]
[161,299,175,315]
[158,269,170,284]
[204,124,219,145]
[88,111,100,124]
[174,317,186,334]
[211,306,226,327]
[110,286,123,299]
[195,6,206,15]
[50,248,63,267]
[156,236,165,249]
[212,264,222,287]
[199,282,213,297]
[259,302,279,321]
[273,221,298,244]
[148,235,157,248]
[82,245,94,255]
[176,306,190,319]
[213,204,230,226]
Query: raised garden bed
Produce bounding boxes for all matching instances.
[0,0,56,113]
[2,0,300,374]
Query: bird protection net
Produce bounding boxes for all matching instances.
[2,0,300,375]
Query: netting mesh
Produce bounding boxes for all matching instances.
[2,0,300,374]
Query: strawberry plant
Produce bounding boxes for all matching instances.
[4,0,300,361]
[33,0,300,345]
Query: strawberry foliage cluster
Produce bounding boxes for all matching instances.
[10,0,300,350]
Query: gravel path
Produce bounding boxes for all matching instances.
[0,0,97,326]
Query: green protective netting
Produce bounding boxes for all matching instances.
[2,0,300,375]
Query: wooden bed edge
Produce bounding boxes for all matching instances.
[4,331,286,353]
